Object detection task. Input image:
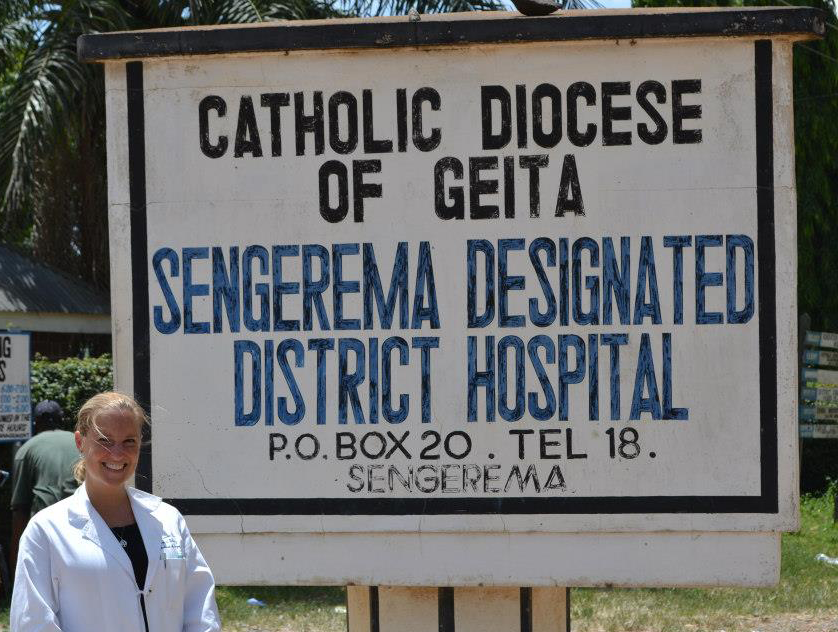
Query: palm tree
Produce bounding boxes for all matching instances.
[0,0,598,290]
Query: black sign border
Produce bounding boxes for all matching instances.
[131,40,779,516]
[80,9,823,60]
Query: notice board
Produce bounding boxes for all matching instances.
[80,7,824,586]
[0,332,31,442]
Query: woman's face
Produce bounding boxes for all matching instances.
[75,411,141,490]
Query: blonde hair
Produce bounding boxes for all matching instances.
[73,392,147,483]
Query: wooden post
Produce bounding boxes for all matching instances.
[347,586,569,632]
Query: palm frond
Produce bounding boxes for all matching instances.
[0,0,125,229]
[213,0,269,21]
[0,16,35,69]
[562,0,604,8]
[344,0,501,16]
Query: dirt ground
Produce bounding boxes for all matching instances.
[724,612,838,632]
[598,612,838,632]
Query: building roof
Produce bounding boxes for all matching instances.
[0,244,110,315]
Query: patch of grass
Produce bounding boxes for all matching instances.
[571,489,838,632]
[215,585,346,632]
[0,491,836,632]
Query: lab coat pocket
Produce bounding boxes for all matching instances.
[163,557,188,610]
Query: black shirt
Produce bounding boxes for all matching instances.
[111,522,149,632]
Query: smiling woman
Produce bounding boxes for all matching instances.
[73,393,146,491]
[10,392,221,632]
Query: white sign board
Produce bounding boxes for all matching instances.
[0,332,31,442]
[83,8,824,585]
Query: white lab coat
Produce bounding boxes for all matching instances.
[11,483,221,632]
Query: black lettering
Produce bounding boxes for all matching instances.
[672,79,702,144]
[444,431,471,460]
[515,84,527,148]
[368,464,386,492]
[360,432,387,459]
[233,95,262,157]
[417,464,439,492]
[519,154,549,218]
[352,160,382,222]
[198,95,228,158]
[567,428,588,459]
[602,81,631,146]
[347,464,365,492]
[319,160,349,223]
[260,92,290,156]
[385,431,411,459]
[481,85,511,150]
[469,156,499,220]
[636,80,668,145]
[268,433,287,460]
[412,87,442,152]
[434,157,464,220]
[295,91,325,155]
[556,154,584,216]
[420,430,441,460]
[567,82,597,147]
[504,156,515,219]
[484,464,501,492]
[396,88,408,152]
[539,429,562,459]
[509,429,534,459]
[544,465,566,489]
[532,83,562,148]
[362,90,393,153]
[336,432,357,459]
[463,464,482,491]
[328,91,359,155]
[295,434,320,460]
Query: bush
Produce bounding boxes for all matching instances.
[30,354,113,428]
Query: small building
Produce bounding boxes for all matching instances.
[0,244,111,359]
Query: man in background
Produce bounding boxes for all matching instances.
[9,400,79,575]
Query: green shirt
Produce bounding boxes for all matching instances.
[11,430,80,516]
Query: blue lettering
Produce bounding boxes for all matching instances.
[152,248,181,334]
[234,340,261,426]
[572,238,599,325]
[498,239,526,327]
[726,234,755,324]
[382,337,409,423]
[212,247,240,333]
[633,236,662,325]
[558,334,585,421]
[363,242,409,329]
[277,339,306,425]
[467,240,494,328]
[467,335,495,422]
[183,247,210,334]
[272,245,300,331]
[527,335,556,420]
[412,241,440,329]
[695,235,723,325]
[243,245,270,332]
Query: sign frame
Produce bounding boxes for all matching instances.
[0,330,32,443]
[81,7,824,585]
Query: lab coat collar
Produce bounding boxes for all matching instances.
[67,483,166,591]
[129,487,165,591]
